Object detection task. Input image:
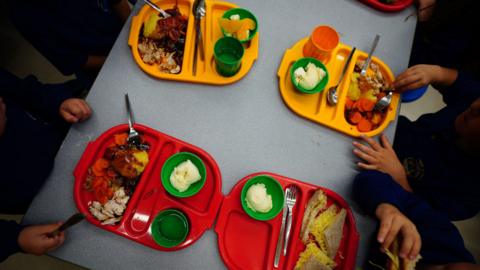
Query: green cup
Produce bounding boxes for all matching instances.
[151,209,189,248]
[214,36,244,77]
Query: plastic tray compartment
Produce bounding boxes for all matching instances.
[215,172,359,270]
[74,124,223,251]
[128,0,259,85]
[278,38,400,137]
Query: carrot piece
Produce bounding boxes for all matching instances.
[106,188,114,199]
[357,118,373,132]
[362,99,376,112]
[345,98,355,110]
[114,133,128,146]
[371,112,383,125]
[92,158,109,176]
[349,111,363,124]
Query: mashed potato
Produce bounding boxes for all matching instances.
[170,160,201,192]
[245,183,273,213]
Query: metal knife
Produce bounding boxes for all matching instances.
[274,188,289,268]
[47,213,86,238]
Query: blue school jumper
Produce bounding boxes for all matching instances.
[354,170,475,266]
[393,72,480,220]
[6,0,124,77]
[0,69,79,261]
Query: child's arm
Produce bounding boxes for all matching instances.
[393,65,457,93]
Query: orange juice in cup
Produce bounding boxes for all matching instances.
[303,25,339,63]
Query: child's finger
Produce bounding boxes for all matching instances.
[357,162,377,170]
[360,135,382,151]
[353,141,377,156]
[353,149,377,164]
[399,234,414,259]
[379,134,392,149]
[409,236,421,260]
[61,111,79,123]
[382,220,402,250]
[377,216,393,243]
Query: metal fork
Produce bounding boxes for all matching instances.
[374,91,393,112]
[125,93,140,145]
[274,187,289,268]
[283,186,298,256]
[142,0,170,18]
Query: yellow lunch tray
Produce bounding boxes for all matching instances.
[128,0,259,85]
[277,38,400,137]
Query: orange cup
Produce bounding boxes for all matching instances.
[303,25,339,62]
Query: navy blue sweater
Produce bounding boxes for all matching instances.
[0,69,73,262]
[354,170,475,265]
[394,72,480,220]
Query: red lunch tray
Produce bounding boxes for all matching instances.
[359,0,414,12]
[73,124,223,251]
[215,172,359,270]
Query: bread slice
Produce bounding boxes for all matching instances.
[294,243,335,270]
[300,190,327,243]
[324,208,346,259]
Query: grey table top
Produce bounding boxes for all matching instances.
[24,0,416,269]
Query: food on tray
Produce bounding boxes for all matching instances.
[111,149,149,179]
[85,132,150,224]
[295,242,336,270]
[345,61,391,132]
[295,189,347,270]
[219,16,256,41]
[88,187,129,225]
[170,159,201,192]
[245,183,273,213]
[138,5,188,73]
[384,238,421,270]
[294,62,326,90]
[301,190,328,243]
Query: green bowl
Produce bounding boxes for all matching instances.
[221,8,258,43]
[151,209,189,248]
[290,57,329,94]
[161,152,206,198]
[241,175,284,221]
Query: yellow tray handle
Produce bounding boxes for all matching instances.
[129,15,141,47]
[277,49,295,79]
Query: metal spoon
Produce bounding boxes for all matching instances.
[327,47,357,106]
[360,34,380,77]
[373,90,393,112]
[142,0,170,18]
[192,0,206,75]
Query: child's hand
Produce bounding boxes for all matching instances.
[375,203,421,260]
[0,97,6,136]
[393,64,441,93]
[18,223,65,255]
[353,134,412,192]
[416,0,436,21]
[59,98,92,123]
